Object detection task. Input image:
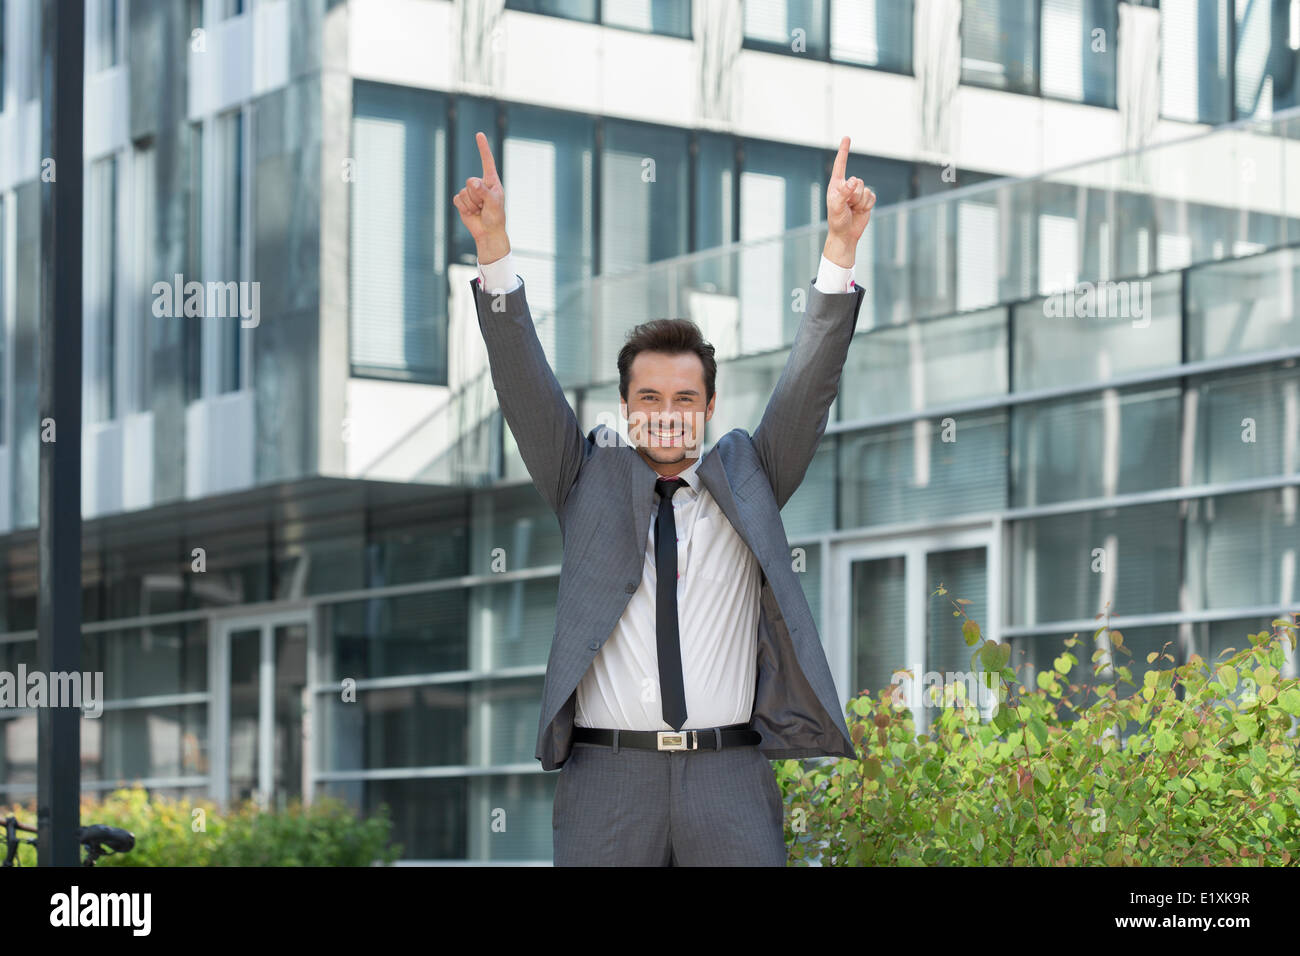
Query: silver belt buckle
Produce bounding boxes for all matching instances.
[657,730,697,751]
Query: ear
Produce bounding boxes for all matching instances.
[705,392,716,421]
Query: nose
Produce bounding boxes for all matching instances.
[654,407,684,428]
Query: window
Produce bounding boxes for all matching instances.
[1,0,6,107]
[693,132,737,254]
[839,307,1008,423]
[745,0,829,56]
[185,122,202,403]
[830,0,913,72]
[1040,0,1118,106]
[738,138,826,344]
[1160,0,1231,122]
[84,156,118,423]
[501,104,596,308]
[1189,365,1300,486]
[88,0,122,74]
[1187,246,1300,362]
[744,0,913,72]
[692,132,737,291]
[602,0,692,37]
[209,109,246,394]
[128,140,155,414]
[504,0,597,23]
[0,194,5,444]
[838,412,1009,528]
[505,0,692,37]
[1010,503,1182,625]
[1009,385,1183,508]
[961,0,1038,93]
[739,138,825,241]
[599,120,689,274]
[350,84,448,384]
[86,136,181,422]
[905,166,1002,320]
[1013,272,1182,392]
[1185,489,1300,610]
[1235,0,1300,117]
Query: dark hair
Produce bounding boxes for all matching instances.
[617,319,717,404]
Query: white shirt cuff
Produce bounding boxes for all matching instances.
[477,252,521,294]
[814,254,855,293]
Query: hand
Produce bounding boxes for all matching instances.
[453,131,510,263]
[824,135,875,268]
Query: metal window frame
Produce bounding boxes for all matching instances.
[503,0,695,39]
[211,607,315,811]
[739,0,917,77]
[829,522,1001,737]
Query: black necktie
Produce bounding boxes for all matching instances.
[654,476,688,731]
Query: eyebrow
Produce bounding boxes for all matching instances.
[635,388,700,397]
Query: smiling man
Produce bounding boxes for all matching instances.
[454,131,874,866]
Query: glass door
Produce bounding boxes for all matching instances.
[831,525,1000,736]
[212,613,312,810]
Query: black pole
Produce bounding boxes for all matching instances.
[37,0,84,867]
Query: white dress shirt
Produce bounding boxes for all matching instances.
[476,249,857,730]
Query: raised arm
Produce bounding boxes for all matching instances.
[751,135,875,509]
[454,132,589,514]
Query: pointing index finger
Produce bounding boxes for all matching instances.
[831,135,850,182]
[476,131,499,182]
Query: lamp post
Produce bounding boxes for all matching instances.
[37,0,84,867]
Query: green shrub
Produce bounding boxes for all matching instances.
[4,788,402,866]
[776,605,1300,866]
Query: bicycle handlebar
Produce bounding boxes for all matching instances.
[3,816,135,866]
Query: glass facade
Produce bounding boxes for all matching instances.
[2,0,1300,864]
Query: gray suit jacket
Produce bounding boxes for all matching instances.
[471,274,867,771]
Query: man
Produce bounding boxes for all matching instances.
[453,131,875,866]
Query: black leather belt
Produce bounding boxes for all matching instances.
[572,723,761,752]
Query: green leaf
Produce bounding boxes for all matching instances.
[1250,747,1267,772]
[992,706,1017,733]
[1278,687,1300,717]
[1217,664,1238,692]
[962,618,980,646]
[1028,716,1048,747]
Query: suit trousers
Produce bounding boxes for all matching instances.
[552,738,788,866]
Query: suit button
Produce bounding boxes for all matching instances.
[625,582,637,593]
[589,641,600,651]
